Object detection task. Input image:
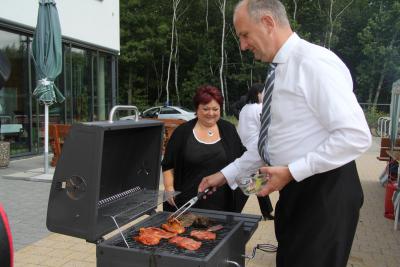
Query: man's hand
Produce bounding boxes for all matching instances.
[198,171,227,197]
[257,166,294,196]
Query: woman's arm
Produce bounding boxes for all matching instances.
[163,169,177,207]
[163,169,175,191]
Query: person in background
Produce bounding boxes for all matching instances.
[238,83,274,220]
[231,94,247,120]
[162,85,247,213]
[199,1,372,267]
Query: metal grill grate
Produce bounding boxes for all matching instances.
[111,212,238,258]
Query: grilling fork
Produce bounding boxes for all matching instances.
[169,188,210,220]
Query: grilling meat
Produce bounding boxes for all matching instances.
[134,234,161,246]
[179,212,214,228]
[162,218,185,234]
[190,230,216,240]
[139,227,177,239]
[169,236,202,251]
[134,227,177,246]
[179,213,198,227]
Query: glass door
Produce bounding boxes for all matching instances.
[0,30,31,156]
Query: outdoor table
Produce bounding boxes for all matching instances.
[0,124,23,135]
[385,150,400,230]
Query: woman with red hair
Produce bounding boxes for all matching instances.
[162,85,247,212]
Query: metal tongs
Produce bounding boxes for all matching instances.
[169,188,210,220]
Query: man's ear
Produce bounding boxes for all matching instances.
[260,15,275,33]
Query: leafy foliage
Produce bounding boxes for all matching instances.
[118,0,400,115]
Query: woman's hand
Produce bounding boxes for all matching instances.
[163,169,178,209]
[164,187,178,209]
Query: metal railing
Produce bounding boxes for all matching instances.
[377,116,391,137]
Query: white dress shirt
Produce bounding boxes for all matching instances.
[267,33,371,182]
[224,33,371,187]
[221,103,265,189]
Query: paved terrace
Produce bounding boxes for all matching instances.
[0,136,399,267]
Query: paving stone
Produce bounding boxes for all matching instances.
[2,137,399,266]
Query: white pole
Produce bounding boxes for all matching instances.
[44,104,49,174]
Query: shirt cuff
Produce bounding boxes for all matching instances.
[221,164,238,190]
[288,158,314,182]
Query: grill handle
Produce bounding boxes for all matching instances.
[225,260,241,267]
[108,105,139,123]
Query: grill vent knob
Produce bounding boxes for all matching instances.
[65,175,87,200]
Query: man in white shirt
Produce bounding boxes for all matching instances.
[199,1,372,266]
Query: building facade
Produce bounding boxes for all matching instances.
[0,0,120,157]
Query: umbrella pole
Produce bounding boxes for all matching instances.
[44,104,49,174]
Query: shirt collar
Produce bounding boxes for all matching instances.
[272,32,300,64]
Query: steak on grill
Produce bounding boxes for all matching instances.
[162,218,185,234]
[134,227,177,246]
[139,227,177,239]
[179,212,214,228]
[190,230,216,240]
[168,236,202,251]
[134,234,161,246]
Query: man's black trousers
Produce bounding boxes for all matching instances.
[275,161,363,267]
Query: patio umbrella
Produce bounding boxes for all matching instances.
[32,0,64,174]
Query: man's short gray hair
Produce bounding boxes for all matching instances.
[236,0,290,26]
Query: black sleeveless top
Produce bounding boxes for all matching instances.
[176,132,232,210]
[162,118,247,212]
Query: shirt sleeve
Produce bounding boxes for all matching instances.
[222,104,265,188]
[221,149,265,189]
[288,57,371,181]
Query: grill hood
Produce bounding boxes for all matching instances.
[46,119,165,242]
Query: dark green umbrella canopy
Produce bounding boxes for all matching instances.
[32,0,64,105]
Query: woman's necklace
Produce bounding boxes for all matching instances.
[196,122,216,137]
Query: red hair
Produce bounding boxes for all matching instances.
[193,85,223,110]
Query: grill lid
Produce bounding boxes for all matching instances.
[46,119,168,243]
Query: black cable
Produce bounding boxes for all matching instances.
[243,243,277,260]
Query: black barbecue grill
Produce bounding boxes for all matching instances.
[46,106,261,267]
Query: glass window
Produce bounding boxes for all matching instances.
[0,30,31,155]
[93,53,112,121]
[143,107,160,118]
[70,47,92,122]
[179,106,193,112]
[160,107,179,114]
[0,27,117,157]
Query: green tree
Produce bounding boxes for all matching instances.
[357,0,400,106]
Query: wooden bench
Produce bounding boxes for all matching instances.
[49,124,71,167]
[377,137,400,161]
